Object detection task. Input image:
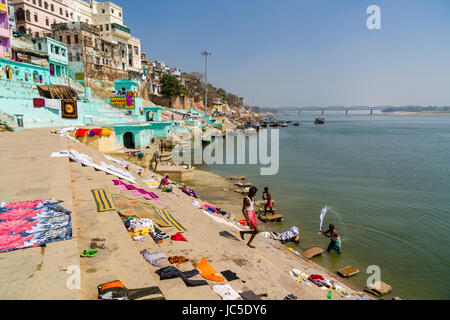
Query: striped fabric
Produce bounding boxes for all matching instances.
[91,189,117,212]
[153,207,186,233]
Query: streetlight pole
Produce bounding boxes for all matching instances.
[201,51,211,115]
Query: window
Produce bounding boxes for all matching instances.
[51,4,54,12]
[111,9,114,14]
[55,46,60,55]
[59,36,63,42]
[119,12,122,17]
[60,8,63,15]
[66,35,71,44]
[37,43,42,50]
[61,49,66,57]
[46,17,49,26]
[66,11,68,18]
[105,24,109,31]
[44,2,48,10]
[38,0,42,7]
[33,0,36,4]
[74,35,78,44]
[34,13,38,22]
[99,25,103,31]
[102,9,105,14]
[68,52,72,61]
[76,52,80,61]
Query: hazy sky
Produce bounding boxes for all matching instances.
[113,0,450,107]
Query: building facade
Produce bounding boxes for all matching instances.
[51,21,127,81]
[11,0,76,37]
[0,0,10,59]
[34,36,68,78]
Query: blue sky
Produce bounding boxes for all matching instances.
[112,0,450,107]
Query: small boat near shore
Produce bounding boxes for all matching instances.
[315,118,325,124]
[293,122,300,126]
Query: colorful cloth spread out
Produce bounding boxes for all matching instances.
[61,99,78,119]
[111,194,169,227]
[153,207,186,233]
[91,189,116,212]
[196,258,225,282]
[44,99,61,111]
[112,180,159,200]
[76,128,90,137]
[0,200,72,253]
[33,98,45,108]
[101,129,113,137]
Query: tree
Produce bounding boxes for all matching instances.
[160,73,188,107]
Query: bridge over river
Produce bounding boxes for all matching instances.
[261,106,396,116]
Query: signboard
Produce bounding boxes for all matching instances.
[75,73,84,80]
[111,97,135,109]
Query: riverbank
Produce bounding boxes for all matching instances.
[0,128,372,300]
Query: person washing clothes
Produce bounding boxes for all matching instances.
[321,224,342,254]
[240,187,260,249]
[159,174,170,189]
[262,187,274,215]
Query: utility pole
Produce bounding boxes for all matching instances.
[201,51,211,115]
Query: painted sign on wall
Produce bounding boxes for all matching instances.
[110,97,135,109]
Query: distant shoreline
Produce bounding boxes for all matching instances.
[382,111,450,115]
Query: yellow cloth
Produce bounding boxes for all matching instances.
[130,226,153,237]
[101,128,113,137]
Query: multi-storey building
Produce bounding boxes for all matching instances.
[11,0,76,37]
[34,36,68,78]
[51,21,127,81]
[0,0,11,59]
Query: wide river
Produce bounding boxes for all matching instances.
[200,113,450,300]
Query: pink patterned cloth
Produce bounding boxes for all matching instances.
[0,220,39,236]
[0,234,35,251]
[0,209,42,221]
[5,200,44,210]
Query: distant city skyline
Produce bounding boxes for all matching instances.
[114,0,450,107]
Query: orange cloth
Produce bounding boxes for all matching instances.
[195,258,225,282]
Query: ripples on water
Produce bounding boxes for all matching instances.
[203,113,450,299]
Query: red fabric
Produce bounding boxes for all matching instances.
[309,274,325,281]
[75,129,89,137]
[170,232,187,242]
[245,209,258,230]
[93,129,103,135]
[33,98,45,108]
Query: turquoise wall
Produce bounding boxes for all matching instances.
[0,58,50,85]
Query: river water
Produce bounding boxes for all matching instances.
[200,113,450,300]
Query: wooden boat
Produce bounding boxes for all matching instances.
[270,123,281,127]
[281,123,289,127]
[315,118,325,124]
[293,122,300,126]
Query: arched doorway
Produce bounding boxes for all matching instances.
[123,132,135,149]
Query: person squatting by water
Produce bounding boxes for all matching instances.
[321,224,342,254]
[262,187,274,215]
[240,186,260,248]
[159,174,170,189]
